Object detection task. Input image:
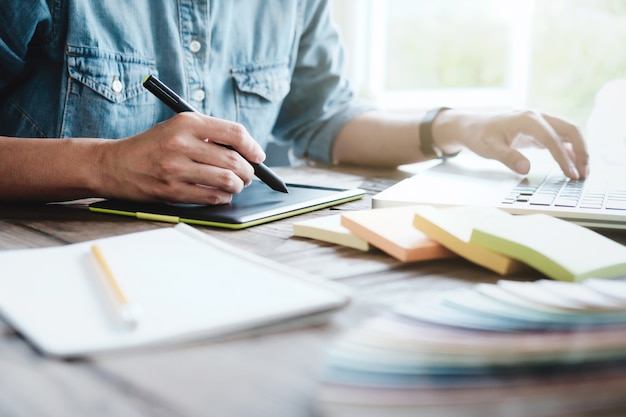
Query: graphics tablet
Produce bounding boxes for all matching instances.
[89,181,365,229]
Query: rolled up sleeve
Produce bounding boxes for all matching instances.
[272,0,376,164]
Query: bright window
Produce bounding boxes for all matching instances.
[331,0,626,126]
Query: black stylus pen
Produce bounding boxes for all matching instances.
[142,75,288,193]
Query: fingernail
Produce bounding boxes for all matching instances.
[569,163,580,179]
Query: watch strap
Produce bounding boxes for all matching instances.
[419,106,459,160]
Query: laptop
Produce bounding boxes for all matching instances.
[372,149,626,230]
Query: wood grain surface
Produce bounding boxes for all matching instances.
[0,165,624,417]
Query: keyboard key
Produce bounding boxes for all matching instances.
[503,171,626,214]
[579,202,603,210]
[554,198,579,207]
[529,195,555,206]
[606,200,626,210]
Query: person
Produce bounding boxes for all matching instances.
[0,1,589,205]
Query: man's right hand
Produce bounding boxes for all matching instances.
[95,112,266,204]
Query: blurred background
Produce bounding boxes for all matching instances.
[331,0,626,129]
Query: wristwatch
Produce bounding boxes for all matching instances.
[419,106,460,160]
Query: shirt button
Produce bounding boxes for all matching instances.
[193,89,205,102]
[189,40,202,54]
[111,76,123,93]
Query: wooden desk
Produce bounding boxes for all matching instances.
[1,165,624,417]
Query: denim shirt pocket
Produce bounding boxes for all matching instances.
[231,63,291,144]
[63,46,158,138]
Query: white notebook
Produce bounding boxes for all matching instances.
[0,224,350,358]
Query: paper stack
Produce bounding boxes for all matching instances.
[292,214,371,251]
[412,205,527,275]
[316,278,626,417]
[0,224,350,358]
[341,207,454,262]
[414,206,626,280]
[293,207,454,262]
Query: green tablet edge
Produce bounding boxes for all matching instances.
[88,193,365,230]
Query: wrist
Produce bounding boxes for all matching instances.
[89,138,117,198]
[424,107,464,158]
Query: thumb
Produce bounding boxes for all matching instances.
[488,144,530,175]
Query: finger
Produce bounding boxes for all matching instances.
[510,133,545,149]
[481,139,531,175]
[175,157,249,195]
[542,113,590,178]
[190,141,256,186]
[176,113,266,164]
[153,119,256,189]
[510,111,579,179]
[118,164,238,205]
[164,182,235,205]
[144,165,242,204]
[142,141,249,197]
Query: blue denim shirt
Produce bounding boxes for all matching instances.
[0,0,373,163]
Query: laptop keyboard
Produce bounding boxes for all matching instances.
[501,174,626,210]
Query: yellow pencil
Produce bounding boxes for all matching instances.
[91,244,140,329]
